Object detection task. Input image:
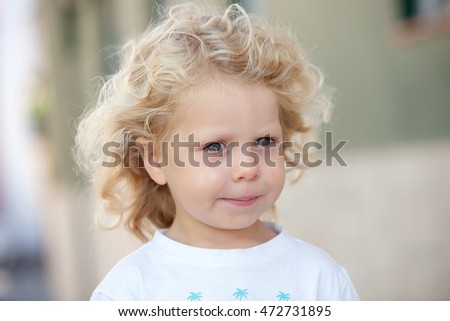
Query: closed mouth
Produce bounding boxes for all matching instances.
[221,196,259,206]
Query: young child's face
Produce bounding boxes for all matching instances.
[150,75,286,234]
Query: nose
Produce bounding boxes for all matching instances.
[231,148,259,182]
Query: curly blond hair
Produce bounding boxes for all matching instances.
[75,3,331,242]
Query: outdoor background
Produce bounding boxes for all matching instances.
[1,0,449,300]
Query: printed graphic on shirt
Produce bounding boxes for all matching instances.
[276,291,291,301]
[233,288,249,301]
[186,292,202,301]
[185,289,293,301]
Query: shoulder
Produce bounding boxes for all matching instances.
[266,223,343,270]
[281,233,359,300]
[287,236,349,280]
[90,242,154,301]
[288,237,340,267]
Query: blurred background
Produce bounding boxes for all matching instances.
[0,0,449,300]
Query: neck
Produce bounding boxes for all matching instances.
[165,219,277,249]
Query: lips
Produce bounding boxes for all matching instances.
[221,196,259,207]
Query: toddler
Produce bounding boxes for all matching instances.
[75,3,359,301]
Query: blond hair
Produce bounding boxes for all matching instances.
[75,3,331,242]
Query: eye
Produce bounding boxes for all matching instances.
[256,136,276,147]
[203,141,225,154]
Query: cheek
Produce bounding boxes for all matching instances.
[202,164,228,186]
[176,163,228,193]
[266,164,285,189]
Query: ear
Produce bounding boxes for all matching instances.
[137,137,167,186]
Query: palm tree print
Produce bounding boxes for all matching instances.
[276,291,291,301]
[233,288,249,301]
[187,292,202,301]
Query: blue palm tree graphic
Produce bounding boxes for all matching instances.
[276,291,291,301]
[187,292,202,301]
[233,288,248,301]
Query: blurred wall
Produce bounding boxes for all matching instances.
[267,0,450,148]
[0,0,50,300]
[266,0,450,300]
[36,0,157,300]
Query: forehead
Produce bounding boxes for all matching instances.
[171,76,281,134]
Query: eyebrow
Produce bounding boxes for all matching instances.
[193,126,283,142]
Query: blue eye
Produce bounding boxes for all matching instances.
[256,136,275,147]
[203,142,224,153]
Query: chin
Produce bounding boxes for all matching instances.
[214,216,261,231]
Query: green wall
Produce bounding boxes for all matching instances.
[266,0,450,149]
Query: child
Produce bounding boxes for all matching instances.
[75,3,359,301]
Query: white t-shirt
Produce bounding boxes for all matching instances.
[91,223,359,301]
